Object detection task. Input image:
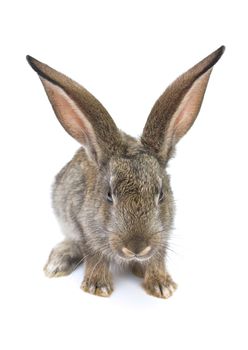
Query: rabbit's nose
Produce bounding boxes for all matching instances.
[122,246,151,258]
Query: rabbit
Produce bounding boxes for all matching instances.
[27,45,225,298]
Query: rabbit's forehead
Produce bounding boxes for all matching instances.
[109,154,162,189]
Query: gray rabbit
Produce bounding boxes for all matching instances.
[27,46,225,298]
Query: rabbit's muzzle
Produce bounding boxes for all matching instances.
[121,238,151,258]
[110,235,156,261]
[121,245,151,259]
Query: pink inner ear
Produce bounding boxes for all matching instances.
[172,94,197,139]
[41,78,91,143]
[40,78,100,158]
[42,79,87,142]
[168,69,212,142]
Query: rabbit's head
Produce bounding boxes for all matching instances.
[27,46,224,263]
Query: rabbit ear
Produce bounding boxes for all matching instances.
[26,56,122,164]
[141,46,225,162]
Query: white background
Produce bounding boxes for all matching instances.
[1,1,247,349]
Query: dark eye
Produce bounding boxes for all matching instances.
[158,189,164,203]
[107,190,113,203]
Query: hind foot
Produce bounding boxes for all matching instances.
[44,240,84,277]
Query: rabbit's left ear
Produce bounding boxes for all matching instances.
[141,46,225,162]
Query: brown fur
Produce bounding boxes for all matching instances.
[27,46,225,298]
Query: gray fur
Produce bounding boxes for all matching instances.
[27,46,225,298]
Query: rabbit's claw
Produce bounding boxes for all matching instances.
[81,279,113,297]
[81,257,113,297]
[144,274,177,299]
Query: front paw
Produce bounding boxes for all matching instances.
[144,274,177,299]
[81,277,113,297]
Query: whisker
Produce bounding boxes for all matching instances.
[72,253,91,272]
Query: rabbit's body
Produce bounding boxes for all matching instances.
[27,46,224,298]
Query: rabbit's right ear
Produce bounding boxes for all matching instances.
[27,56,122,164]
[141,46,225,162]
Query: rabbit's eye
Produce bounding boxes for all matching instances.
[107,190,113,203]
[158,189,164,203]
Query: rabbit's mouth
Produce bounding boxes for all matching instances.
[114,246,155,262]
[109,235,160,262]
[117,253,155,263]
[121,246,152,258]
